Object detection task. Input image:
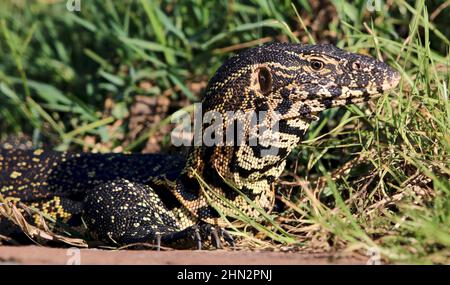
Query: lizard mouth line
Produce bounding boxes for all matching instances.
[327,75,401,101]
[345,69,401,93]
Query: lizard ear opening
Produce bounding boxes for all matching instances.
[257,67,272,94]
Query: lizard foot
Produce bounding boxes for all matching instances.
[158,221,235,250]
[83,178,234,250]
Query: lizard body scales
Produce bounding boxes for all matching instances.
[0,43,400,248]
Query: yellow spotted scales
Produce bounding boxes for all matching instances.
[0,43,400,249]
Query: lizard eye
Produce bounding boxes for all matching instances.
[311,60,324,70]
[257,67,272,94]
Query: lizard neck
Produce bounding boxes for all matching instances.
[172,110,312,223]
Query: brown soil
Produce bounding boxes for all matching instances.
[0,246,368,265]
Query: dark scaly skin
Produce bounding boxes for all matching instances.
[0,43,400,248]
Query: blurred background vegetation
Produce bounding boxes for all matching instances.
[0,0,449,263]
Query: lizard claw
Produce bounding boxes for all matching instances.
[197,222,234,249]
[155,233,161,251]
[210,226,222,249]
[221,228,235,249]
[194,226,202,250]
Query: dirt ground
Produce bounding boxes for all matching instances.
[0,246,368,265]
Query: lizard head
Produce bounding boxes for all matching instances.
[203,42,400,120]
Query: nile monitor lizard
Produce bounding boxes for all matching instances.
[0,43,400,249]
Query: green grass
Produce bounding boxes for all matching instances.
[0,0,449,264]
